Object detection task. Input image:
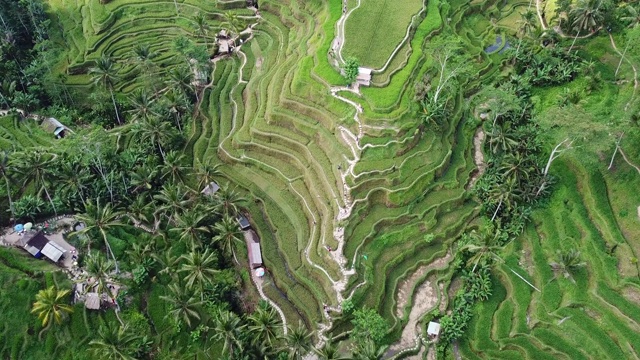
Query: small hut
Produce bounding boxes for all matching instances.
[237,214,251,230]
[356,67,372,87]
[201,181,220,196]
[41,117,71,138]
[427,321,441,338]
[248,242,263,268]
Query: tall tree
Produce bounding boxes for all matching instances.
[9,148,58,216]
[569,0,606,51]
[127,88,156,123]
[31,286,73,329]
[131,115,174,161]
[160,283,203,328]
[192,13,210,48]
[74,199,125,273]
[171,209,210,248]
[89,322,140,360]
[247,304,283,347]
[0,150,15,222]
[212,215,244,263]
[212,308,245,357]
[284,323,313,360]
[214,183,247,216]
[179,249,219,300]
[89,54,122,124]
[549,248,586,283]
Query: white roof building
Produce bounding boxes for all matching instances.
[427,321,441,337]
[356,67,373,86]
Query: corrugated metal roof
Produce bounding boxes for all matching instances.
[41,242,64,262]
[249,242,262,266]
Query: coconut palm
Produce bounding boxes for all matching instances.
[212,308,245,356]
[84,252,115,296]
[162,89,190,132]
[517,10,538,38]
[621,4,640,28]
[212,215,244,263]
[194,159,222,192]
[569,0,605,51]
[131,43,157,77]
[171,210,210,248]
[461,228,504,273]
[54,159,91,207]
[315,338,351,360]
[193,13,211,48]
[9,148,58,216]
[486,176,522,222]
[0,150,15,221]
[214,183,247,216]
[127,88,156,123]
[179,249,219,299]
[248,304,283,347]
[498,152,535,185]
[89,54,122,124]
[161,150,190,185]
[487,122,518,154]
[222,11,243,43]
[549,248,586,283]
[284,323,313,360]
[167,66,195,99]
[131,115,174,161]
[160,283,203,328]
[153,183,191,224]
[153,248,179,276]
[129,164,158,195]
[89,322,139,360]
[74,198,125,273]
[31,286,73,329]
[355,339,386,360]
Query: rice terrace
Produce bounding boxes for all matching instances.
[1,0,640,358]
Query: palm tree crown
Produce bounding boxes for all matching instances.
[31,286,74,328]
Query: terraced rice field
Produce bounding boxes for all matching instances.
[460,159,640,359]
[342,0,424,69]
[47,0,640,355]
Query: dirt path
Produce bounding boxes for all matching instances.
[467,128,486,189]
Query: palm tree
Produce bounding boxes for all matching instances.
[222,11,243,45]
[171,210,210,248]
[214,183,247,216]
[355,339,386,360]
[193,13,211,48]
[161,150,189,185]
[517,10,537,39]
[248,304,283,347]
[83,252,115,296]
[89,54,122,124]
[212,308,245,357]
[315,338,351,360]
[9,148,58,216]
[127,88,156,123]
[486,176,521,222]
[131,44,157,77]
[89,322,139,360]
[162,89,190,132]
[160,283,203,328]
[461,228,504,272]
[179,249,219,299]
[131,115,174,161]
[621,4,640,28]
[549,248,586,283]
[74,198,125,273]
[31,286,73,329]
[153,184,191,224]
[194,159,222,192]
[498,152,535,185]
[153,248,179,276]
[569,0,605,51]
[167,66,195,100]
[212,215,244,263]
[0,150,15,222]
[130,164,158,195]
[487,122,518,154]
[55,160,91,207]
[284,323,313,360]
